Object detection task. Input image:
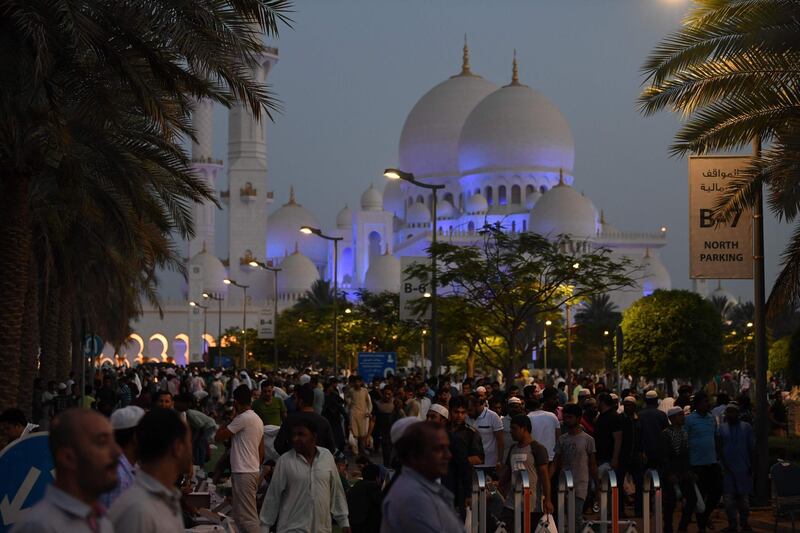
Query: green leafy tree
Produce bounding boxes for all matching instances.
[621,290,722,381]
[639,0,800,313]
[769,336,791,374]
[406,223,634,386]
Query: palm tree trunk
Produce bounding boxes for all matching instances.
[0,174,32,411]
[18,253,39,418]
[39,275,60,384]
[466,349,475,379]
[56,284,73,380]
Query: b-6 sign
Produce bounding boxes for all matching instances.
[399,257,432,321]
[689,156,753,279]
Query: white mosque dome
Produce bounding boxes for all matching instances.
[709,282,738,306]
[189,248,228,294]
[336,205,352,229]
[360,184,383,211]
[528,179,598,239]
[364,251,401,293]
[457,61,574,177]
[267,188,327,264]
[640,251,671,296]
[398,45,498,179]
[407,201,431,224]
[277,247,319,295]
[465,192,488,214]
[525,190,542,210]
[382,179,405,218]
[437,199,456,219]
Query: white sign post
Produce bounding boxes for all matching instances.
[400,256,432,321]
[257,308,275,340]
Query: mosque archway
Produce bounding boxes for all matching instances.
[511,185,521,205]
[498,185,507,205]
[368,231,382,258]
[484,186,493,205]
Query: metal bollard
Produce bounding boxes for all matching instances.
[471,469,488,533]
[557,469,576,533]
[513,469,532,533]
[642,469,662,533]
[599,468,619,533]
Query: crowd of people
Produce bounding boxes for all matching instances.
[0,363,794,533]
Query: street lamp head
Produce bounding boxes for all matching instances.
[545,320,552,326]
[300,225,321,236]
[344,308,352,314]
[202,292,210,298]
[223,278,232,285]
[189,301,197,307]
[248,260,260,268]
[747,321,753,328]
[603,330,610,336]
[423,291,432,298]
[572,262,580,270]
[384,168,413,181]
[660,226,668,233]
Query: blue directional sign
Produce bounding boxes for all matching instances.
[0,433,54,532]
[357,352,397,383]
[83,334,103,357]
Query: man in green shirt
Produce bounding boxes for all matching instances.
[253,380,286,426]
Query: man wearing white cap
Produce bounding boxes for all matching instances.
[659,407,695,533]
[100,406,144,508]
[639,390,668,471]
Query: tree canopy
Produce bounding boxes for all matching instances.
[621,290,722,381]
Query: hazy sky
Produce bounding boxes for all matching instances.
[208,0,792,302]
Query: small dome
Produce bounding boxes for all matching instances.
[267,187,326,264]
[528,178,598,239]
[364,250,401,293]
[465,193,488,214]
[407,202,431,224]
[525,190,542,210]
[382,179,405,218]
[336,205,352,229]
[640,251,671,296]
[458,59,574,177]
[277,246,320,295]
[361,184,383,211]
[398,43,499,179]
[189,248,228,294]
[437,199,456,219]
[598,211,620,236]
[708,281,738,306]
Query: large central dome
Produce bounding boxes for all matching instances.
[458,59,574,177]
[398,43,498,180]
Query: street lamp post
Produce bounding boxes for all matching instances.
[544,320,552,379]
[203,292,224,367]
[384,168,445,377]
[189,301,209,360]
[300,226,343,375]
[250,260,281,370]
[224,278,249,369]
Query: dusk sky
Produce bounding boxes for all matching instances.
[208,0,791,302]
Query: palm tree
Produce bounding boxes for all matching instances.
[709,295,736,321]
[574,294,621,326]
[0,0,292,409]
[639,0,800,313]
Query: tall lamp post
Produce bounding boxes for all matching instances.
[300,226,343,375]
[543,320,552,377]
[384,168,445,377]
[249,260,281,370]
[189,300,209,361]
[203,292,224,367]
[223,278,249,369]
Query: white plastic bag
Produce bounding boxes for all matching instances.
[694,483,706,514]
[534,514,558,533]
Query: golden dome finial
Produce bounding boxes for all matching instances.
[511,49,520,85]
[288,186,296,204]
[293,242,299,255]
[644,248,651,259]
[384,243,390,256]
[600,210,606,225]
[558,168,565,186]
[461,34,472,75]
[201,240,207,253]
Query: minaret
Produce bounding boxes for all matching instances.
[226,27,279,289]
[188,98,223,259]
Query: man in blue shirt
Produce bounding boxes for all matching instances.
[717,403,755,532]
[684,392,722,533]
